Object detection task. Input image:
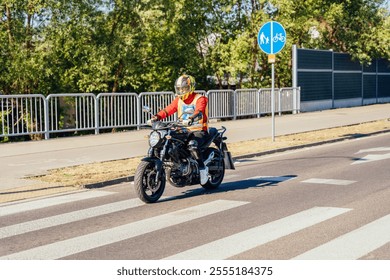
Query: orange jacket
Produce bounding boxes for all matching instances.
[156,93,208,131]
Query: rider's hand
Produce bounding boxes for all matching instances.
[147,115,158,126]
[182,118,193,126]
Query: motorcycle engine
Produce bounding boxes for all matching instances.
[167,158,197,188]
[178,160,191,176]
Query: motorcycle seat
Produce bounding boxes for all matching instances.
[208,127,218,138]
[199,127,218,149]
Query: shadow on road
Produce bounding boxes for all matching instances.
[159,175,297,203]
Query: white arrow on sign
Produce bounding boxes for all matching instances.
[352,147,390,165]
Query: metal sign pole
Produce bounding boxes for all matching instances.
[270,21,275,142]
[257,19,286,142]
[271,62,275,142]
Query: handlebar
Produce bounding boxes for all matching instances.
[148,121,227,136]
[148,119,190,130]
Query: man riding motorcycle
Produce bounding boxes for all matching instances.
[148,74,209,184]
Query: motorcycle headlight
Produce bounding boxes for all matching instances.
[149,131,161,147]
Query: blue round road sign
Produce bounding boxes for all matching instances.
[257,21,286,54]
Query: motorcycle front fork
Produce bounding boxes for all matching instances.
[154,140,170,182]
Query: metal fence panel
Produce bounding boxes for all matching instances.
[195,90,207,96]
[206,90,235,119]
[139,92,176,125]
[234,89,259,118]
[0,94,46,137]
[334,73,362,100]
[97,93,138,130]
[46,93,97,137]
[294,46,390,111]
[259,88,279,114]
[279,87,299,113]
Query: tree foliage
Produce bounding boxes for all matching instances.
[1,0,389,95]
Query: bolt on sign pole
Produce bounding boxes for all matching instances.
[257,21,286,142]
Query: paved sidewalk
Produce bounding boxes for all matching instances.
[1,103,390,194]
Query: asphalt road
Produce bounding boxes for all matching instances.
[0,132,389,260]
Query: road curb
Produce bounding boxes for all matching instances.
[85,176,134,189]
[84,128,390,189]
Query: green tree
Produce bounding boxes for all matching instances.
[1,0,58,95]
[204,0,389,89]
[1,0,389,95]
[280,0,389,63]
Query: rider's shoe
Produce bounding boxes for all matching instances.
[199,166,209,185]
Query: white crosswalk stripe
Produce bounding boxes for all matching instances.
[164,207,351,260]
[0,190,114,217]
[0,199,144,239]
[302,178,356,186]
[246,175,296,182]
[0,199,248,260]
[293,213,390,260]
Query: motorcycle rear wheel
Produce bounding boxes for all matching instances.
[201,148,225,190]
[134,161,165,203]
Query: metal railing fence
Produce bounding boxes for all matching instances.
[139,92,176,126]
[207,90,235,119]
[0,94,46,137]
[0,87,300,140]
[280,87,300,114]
[46,93,97,139]
[234,89,259,119]
[259,88,278,115]
[98,93,139,130]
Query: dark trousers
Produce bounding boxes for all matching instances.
[189,130,208,169]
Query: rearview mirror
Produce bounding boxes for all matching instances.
[142,105,151,113]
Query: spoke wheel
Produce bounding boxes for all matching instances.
[201,148,225,190]
[134,161,165,203]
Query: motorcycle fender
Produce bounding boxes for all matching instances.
[222,142,235,170]
[223,150,235,170]
[141,157,163,171]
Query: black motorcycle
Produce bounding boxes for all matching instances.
[134,106,235,203]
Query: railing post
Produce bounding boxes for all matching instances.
[137,94,141,130]
[44,97,50,140]
[233,90,237,120]
[95,95,99,135]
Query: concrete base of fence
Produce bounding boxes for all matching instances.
[300,100,333,112]
[363,98,378,106]
[378,97,390,103]
[334,98,363,109]
[301,98,390,112]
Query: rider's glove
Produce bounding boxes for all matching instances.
[147,115,158,126]
[182,118,193,126]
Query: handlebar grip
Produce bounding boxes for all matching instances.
[147,119,153,126]
[182,119,193,126]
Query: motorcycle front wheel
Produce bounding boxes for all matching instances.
[201,148,225,190]
[134,161,165,203]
